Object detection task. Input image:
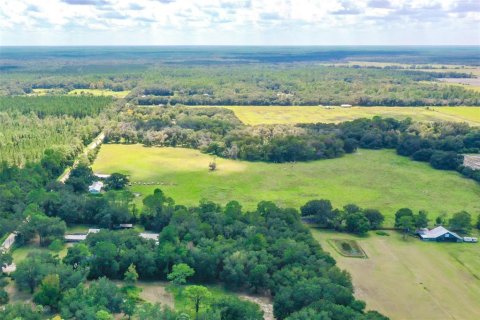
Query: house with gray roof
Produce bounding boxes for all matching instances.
[417,226,463,242]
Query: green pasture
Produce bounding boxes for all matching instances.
[11,244,69,263]
[92,144,480,226]
[218,106,480,126]
[312,229,480,320]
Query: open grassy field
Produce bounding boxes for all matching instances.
[68,88,130,98]
[92,145,480,226]
[219,106,480,126]
[312,229,480,320]
[430,106,480,123]
[11,243,69,263]
[29,88,66,96]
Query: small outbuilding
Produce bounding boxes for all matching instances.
[113,223,133,230]
[65,234,88,242]
[88,181,104,194]
[94,173,111,179]
[417,226,463,242]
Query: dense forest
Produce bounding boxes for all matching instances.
[0,96,110,165]
[135,65,480,106]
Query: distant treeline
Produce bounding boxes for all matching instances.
[2,63,479,106]
[1,46,478,65]
[0,96,109,165]
[132,66,480,106]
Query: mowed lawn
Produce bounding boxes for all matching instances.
[218,106,480,126]
[92,145,480,226]
[312,230,480,320]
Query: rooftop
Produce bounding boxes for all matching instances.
[419,226,461,239]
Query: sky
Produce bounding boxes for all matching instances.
[0,0,479,46]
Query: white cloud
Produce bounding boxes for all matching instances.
[0,0,478,45]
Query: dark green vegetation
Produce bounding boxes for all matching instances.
[0,96,111,118]
[301,200,385,235]
[136,65,480,106]
[1,183,387,320]
[0,96,109,165]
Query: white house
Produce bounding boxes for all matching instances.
[88,181,104,194]
[64,228,101,242]
[94,173,111,179]
[340,104,352,108]
[417,226,463,242]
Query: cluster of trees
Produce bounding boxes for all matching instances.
[2,186,390,319]
[394,208,477,239]
[0,148,73,240]
[0,61,143,96]
[49,188,387,319]
[104,106,242,146]
[0,96,112,118]
[0,111,102,166]
[0,96,107,166]
[131,65,480,106]
[5,250,262,320]
[106,106,351,162]
[0,252,12,304]
[301,200,385,235]
[0,154,133,243]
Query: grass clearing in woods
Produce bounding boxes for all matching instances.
[92,144,480,226]
[11,243,69,263]
[312,229,480,320]
[215,106,480,126]
[68,88,130,98]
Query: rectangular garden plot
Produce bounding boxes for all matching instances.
[328,239,368,258]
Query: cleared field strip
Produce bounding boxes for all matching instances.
[92,145,480,226]
[312,230,480,320]
[212,106,480,126]
[68,89,130,98]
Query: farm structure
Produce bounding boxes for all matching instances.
[88,181,104,194]
[94,173,111,179]
[64,228,100,242]
[64,229,159,244]
[417,226,463,242]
